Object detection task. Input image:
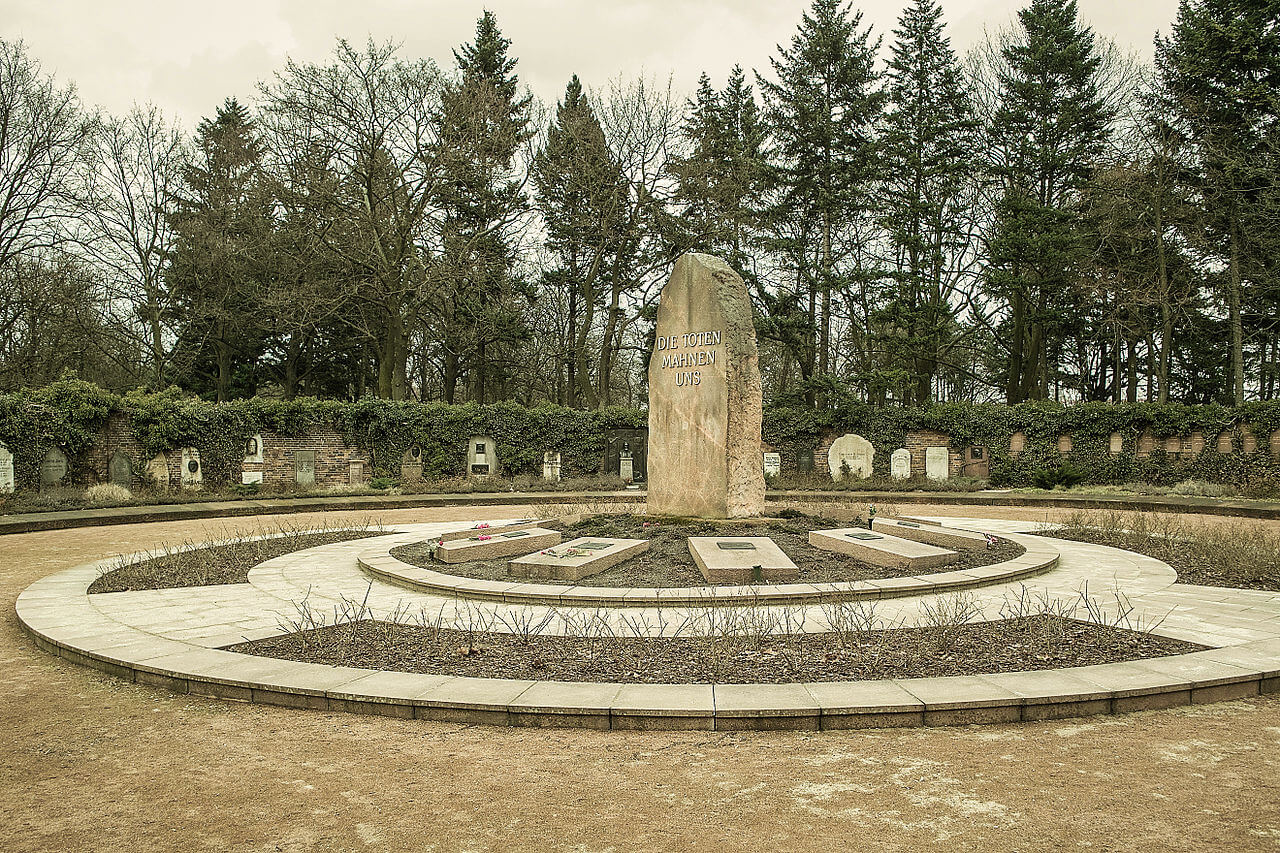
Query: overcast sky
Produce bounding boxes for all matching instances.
[4,0,1178,129]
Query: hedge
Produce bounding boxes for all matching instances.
[1,380,1277,489]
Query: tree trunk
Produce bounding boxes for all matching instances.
[1228,223,1245,404]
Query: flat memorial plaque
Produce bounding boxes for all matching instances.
[688,537,797,584]
[809,527,958,571]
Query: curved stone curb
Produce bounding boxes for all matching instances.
[354,535,1061,606]
[15,561,1278,730]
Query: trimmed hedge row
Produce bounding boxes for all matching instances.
[1,380,1277,489]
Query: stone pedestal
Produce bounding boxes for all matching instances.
[647,253,764,518]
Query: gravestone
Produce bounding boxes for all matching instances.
[468,436,496,477]
[619,444,634,482]
[647,253,764,518]
[509,537,649,581]
[295,450,316,486]
[243,434,264,464]
[797,447,814,473]
[604,429,648,482]
[890,448,911,480]
[542,451,561,482]
[400,446,423,482]
[180,448,202,489]
[1009,431,1026,457]
[762,452,781,478]
[827,433,874,480]
[108,452,132,487]
[348,461,367,486]
[40,448,68,488]
[688,536,799,584]
[1058,434,1073,453]
[242,471,264,485]
[0,443,13,494]
[146,453,170,490]
[962,445,990,479]
[924,446,949,481]
[1109,432,1123,454]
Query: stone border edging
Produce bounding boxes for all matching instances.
[4,490,1280,536]
[15,559,1279,730]
[354,535,1060,606]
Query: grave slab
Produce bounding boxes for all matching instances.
[437,518,542,543]
[871,517,989,551]
[808,527,958,571]
[508,537,649,581]
[687,536,799,584]
[435,528,561,564]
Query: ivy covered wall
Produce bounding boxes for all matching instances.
[2,381,1278,489]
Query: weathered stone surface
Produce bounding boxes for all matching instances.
[808,528,958,570]
[468,436,497,477]
[890,448,911,480]
[40,448,67,487]
[871,517,988,551]
[509,537,649,581]
[647,253,764,518]
[108,452,132,487]
[0,443,13,493]
[400,446,424,482]
[542,451,561,481]
[242,471,264,485]
[924,446,949,481]
[437,518,542,543]
[436,528,561,564]
[828,434,874,480]
[146,453,170,490]
[687,537,798,584]
[762,452,781,478]
[180,448,202,489]
[348,461,367,486]
[243,434,264,463]
[295,450,316,486]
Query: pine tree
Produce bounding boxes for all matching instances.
[983,0,1113,402]
[532,74,630,407]
[168,98,274,401]
[1156,0,1280,404]
[878,0,977,404]
[758,0,885,402]
[435,11,534,403]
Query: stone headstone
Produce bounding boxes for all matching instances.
[468,436,496,477]
[349,461,367,486]
[762,452,781,478]
[243,434,264,464]
[40,448,68,488]
[108,452,132,487]
[1009,431,1026,457]
[146,453,170,490]
[797,447,814,473]
[1057,434,1073,453]
[180,447,202,489]
[924,446,949,481]
[295,450,316,486]
[890,448,911,480]
[1216,431,1233,453]
[619,444,634,482]
[827,434,873,480]
[0,443,13,494]
[1242,427,1258,454]
[542,451,561,482]
[1109,432,1123,454]
[647,253,764,518]
[400,446,423,482]
[962,445,990,479]
[242,471,264,485]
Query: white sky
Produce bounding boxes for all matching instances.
[3,0,1178,128]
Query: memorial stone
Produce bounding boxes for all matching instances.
[468,436,496,477]
[924,446,949,480]
[619,444,634,482]
[762,452,781,478]
[348,461,367,486]
[0,443,13,493]
[827,433,874,480]
[40,448,68,488]
[295,450,316,486]
[890,448,911,480]
[242,471,264,485]
[243,434,264,463]
[147,453,170,490]
[647,253,764,518]
[108,452,132,487]
[400,447,424,482]
[180,448,202,489]
[542,451,561,482]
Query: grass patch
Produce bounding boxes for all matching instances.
[1044,509,1280,591]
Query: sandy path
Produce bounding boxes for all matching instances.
[2,505,1278,852]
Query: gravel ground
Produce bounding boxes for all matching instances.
[390,513,1026,586]
[228,615,1202,684]
[5,504,1280,852]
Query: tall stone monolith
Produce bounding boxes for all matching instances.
[647,253,764,518]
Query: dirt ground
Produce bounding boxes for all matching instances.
[3,504,1279,852]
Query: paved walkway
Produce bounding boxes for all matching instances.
[15,516,1280,729]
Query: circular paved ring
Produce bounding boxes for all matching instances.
[15,516,1280,730]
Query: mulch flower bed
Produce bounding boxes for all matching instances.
[390,513,1026,587]
[228,615,1202,684]
[89,528,387,593]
